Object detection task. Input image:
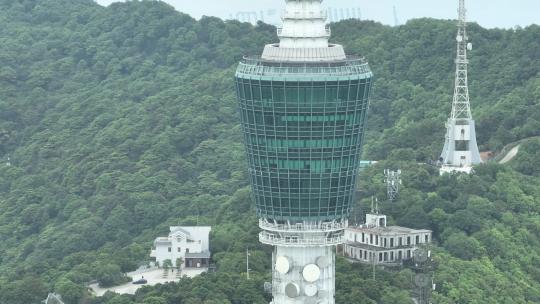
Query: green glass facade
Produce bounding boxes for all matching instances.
[235,57,373,221]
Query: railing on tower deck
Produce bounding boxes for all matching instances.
[277,27,331,37]
[282,10,328,20]
[259,219,346,233]
[259,231,343,246]
[237,56,371,77]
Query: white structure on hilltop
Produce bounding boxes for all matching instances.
[439,0,482,175]
[261,0,347,62]
[150,226,211,269]
[343,209,431,266]
[43,293,64,304]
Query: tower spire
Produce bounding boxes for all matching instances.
[261,0,346,62]
[279,0,330,48]
[439,0,482,174]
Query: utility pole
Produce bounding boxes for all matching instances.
[372,253,376,280]
[246,247,251,280]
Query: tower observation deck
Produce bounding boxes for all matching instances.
[235,1,373,303]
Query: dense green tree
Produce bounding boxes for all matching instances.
[55,278,85,304]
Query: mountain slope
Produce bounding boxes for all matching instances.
[0,1,538,303]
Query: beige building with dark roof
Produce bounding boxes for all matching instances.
[343,213,432,266]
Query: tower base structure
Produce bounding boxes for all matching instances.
[259,219,346,304]
[439,118,481,175]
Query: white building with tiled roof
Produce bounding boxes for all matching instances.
[343,212,431,266]
[150,226,211,268]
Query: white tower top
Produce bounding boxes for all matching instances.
[261,0,346,62]
[279,0,329,48]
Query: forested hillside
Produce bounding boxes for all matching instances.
[0,0,538,303]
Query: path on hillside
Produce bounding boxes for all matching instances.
[499,145,520,164]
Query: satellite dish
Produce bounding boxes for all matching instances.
[285,282,300,298]
[414,249,428,263]
[302,264,321,282]
[304,284,318,297]
[467,42,473,50]
[276,256,291,274]
[415,274,431,287]
[264,282,272,293]
[456,35,463,42]
[316,256,329,268]
[304,297,318,304]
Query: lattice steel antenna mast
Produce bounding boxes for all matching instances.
[439,0,481,174]
[451,0,472,120]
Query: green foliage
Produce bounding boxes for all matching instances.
[0,1,538,303]
[55,278,85,304]
[96,264,130,288]
[0,277,48,304]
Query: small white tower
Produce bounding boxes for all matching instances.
[440,0,482,175]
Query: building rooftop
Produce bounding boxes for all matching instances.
[154,237,172,245]
[348,225,432,235]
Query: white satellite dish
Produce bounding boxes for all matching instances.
[467,43,473,50]
[302,264,321,282]
[456,35,463,42]
[304,284,318,297]
[276,256,291,274]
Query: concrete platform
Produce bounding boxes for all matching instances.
[89,266,207,296]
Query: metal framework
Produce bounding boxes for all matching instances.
[235,1,373,303]
[384,169,401,202]
[43,293,64,304]
[439,0,481,174]
[403,247,435,304]
[451,0,472,120]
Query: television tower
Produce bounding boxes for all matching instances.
[234,0,374,303]
[439,0,481,174]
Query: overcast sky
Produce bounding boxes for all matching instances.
[95,0,539,29]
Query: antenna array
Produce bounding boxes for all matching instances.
[384,169,402,202]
